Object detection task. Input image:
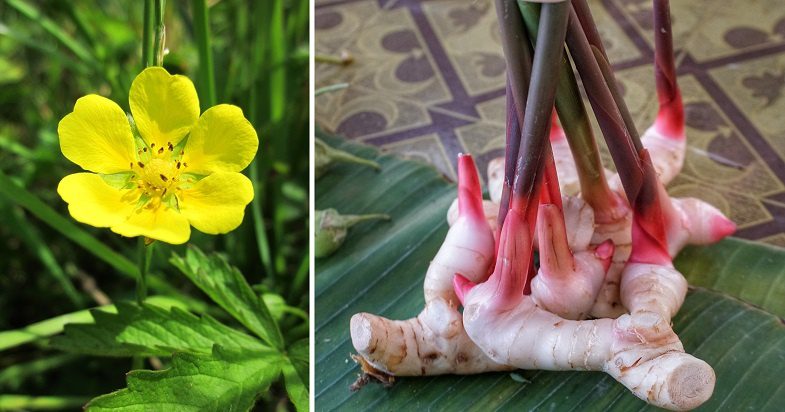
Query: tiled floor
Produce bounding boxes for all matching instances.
[315,0,785,246]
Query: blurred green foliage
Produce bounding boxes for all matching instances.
[0,0,309,407]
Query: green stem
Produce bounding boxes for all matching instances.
[493,0,534,229]
[565,6,643,202]
[136,239,154,305]
[192,0,216,108]
[572,0,608,58]
[249,159,275,278]
[0,354,80,388]
[288,252,309,302]
[153,0,166,66]
[593,47,642,150]
[247,10,275,279]
[10,207,84,308]
[511,1,569,204]
[142,0,154,68]
[0,395,89,411]
[518,1,616,211]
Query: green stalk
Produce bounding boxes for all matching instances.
[0,395,89,411]
[288,252,309,302]
[0,170,136,278]
[494,0,533,121]
[493,0,534,228]
[10,207,84,308]
[572,0,608,58]
[511,1,569,205]
[0,354,80,388]
[565,6,643,202]
[593,47,642,150]
[192,0,216,107]
[153,0,166,67]
[269,0,287,275]
[142,0,154,68]
[5,0,96,65]
[518,1,616,211]
[248,2,275,279]
[136,239,154,305]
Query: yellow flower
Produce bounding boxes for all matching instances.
[56,67,258,244]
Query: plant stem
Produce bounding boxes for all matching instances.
[0,395,89,411]
[572,0,607,58]
[493,0,533,230]
[511,1,569,206]
[10,207,84,308]
[192,0,216,107]
[248,4,275,279]
[136,238,154,305]
[496,79,518,230]
[571,1,643,152]
[153,0,166,66]
[593,47,642,150]
[288,252,309,302]
[142,0,154,69]
[0,354,80,388]
[565,6,643,201]
[518,1,616,211]
[653,0,684,137]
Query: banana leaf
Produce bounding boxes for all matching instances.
[315,132,785,411]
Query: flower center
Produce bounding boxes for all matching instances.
[131,141,189,209]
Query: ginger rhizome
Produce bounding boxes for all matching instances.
[348,0,734,410]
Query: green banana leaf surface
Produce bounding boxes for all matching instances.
[315,132,785,411]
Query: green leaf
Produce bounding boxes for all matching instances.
[170,247,284,350]
[677,238,785,318]
[0,296,185,352]
[315,134,785,411]
[86,346,283,412]
[284,339,309,412]
[52,302,267,357]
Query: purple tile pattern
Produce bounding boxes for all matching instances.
[316,0,785,246]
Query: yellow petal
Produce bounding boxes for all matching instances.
[182,104,259,174]
[129,67,200,148]
[58,95,136,174]
[112,205,191,245]
[57,173,138,228]
[178,172,254,234]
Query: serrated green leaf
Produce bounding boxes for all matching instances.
[315,134,785,411]
[170,247,284,350]
[52,302,266,357]
[284,339,309,412]
[86,346,283,412]
[0,296,185,352]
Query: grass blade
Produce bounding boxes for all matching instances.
[9,207,85,307]
[0,395,89,411]
[192,0,216,107]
